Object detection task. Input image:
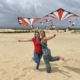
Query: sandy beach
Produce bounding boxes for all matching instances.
[0,30,80,80]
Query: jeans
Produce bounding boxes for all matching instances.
[32,51,43,69]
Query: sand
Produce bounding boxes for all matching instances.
[0,30,80,80]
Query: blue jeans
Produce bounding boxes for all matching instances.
[32,52,43,69]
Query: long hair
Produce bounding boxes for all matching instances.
[40,30,47,46]
[40,30,46,37]
[34,31,40,39]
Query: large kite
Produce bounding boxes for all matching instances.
[43,8,79,21]
[17,8,79,29]
[18,17,41,27]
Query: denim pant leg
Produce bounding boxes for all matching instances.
[33,52,42,69]
[36,53,43,69]
[39,53,43,59]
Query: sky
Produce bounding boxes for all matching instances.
[0,0,80,28]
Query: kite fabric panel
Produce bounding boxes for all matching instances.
[18,17,41,26]
[18,17,30,26]
[43,8,79,21]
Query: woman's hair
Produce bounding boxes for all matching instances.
[40,30,47,45]
[34,31,40,39]
[40,30,46,37]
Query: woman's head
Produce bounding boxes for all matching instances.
[40,30,46,38]
[34,31,40,39]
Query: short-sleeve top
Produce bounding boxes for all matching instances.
[32,38,42,54]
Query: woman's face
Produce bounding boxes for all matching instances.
[35,32,40,38]
[40,31,45,37]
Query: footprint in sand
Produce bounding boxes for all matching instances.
[22,67,28,71]
[0,70,7,75]
[13,77,19,80]
[13,74,26,80]
[20,74,26,77]
[13,65,19,69]
[21,67,33,77]
[2,61,10,63]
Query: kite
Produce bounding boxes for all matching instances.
[72,22,75,26]
[50,20,54,27]
[40,19,55,29]
[43,8,79,21]
[31,25,36,29]
[43,8,79,29]
[40,22,44,25]
[40,22,47,29]
[44,24,47,29]
[46,19,50,23]
[69,19,72,23]
[68,16,78,28]
[18,17,41,27]
[17,8,79,29]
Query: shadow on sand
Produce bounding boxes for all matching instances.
[39,66,71,77]
[62,59,80,74]
[40,59,80,77]
[63,66,80,74]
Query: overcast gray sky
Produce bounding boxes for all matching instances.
[0,0,80,28]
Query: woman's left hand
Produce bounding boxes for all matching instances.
[54,34,57,37]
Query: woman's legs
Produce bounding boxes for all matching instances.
[43,57,51,73]
[50,56,64,61]
[43,48,64,73]
[36,53,43,69]
[43,49,51,73]
[48,50,64,61]
[32,52,43,69]
[39,53,43,60]
[50,56,60,61]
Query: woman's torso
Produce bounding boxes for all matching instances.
[32,38,42,54]
[41,40,51,57]
[41,40,47,49]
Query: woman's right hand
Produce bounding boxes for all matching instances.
[53,34,57,37]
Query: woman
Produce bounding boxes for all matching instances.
[18,31,43,70]
[40,30,64,73]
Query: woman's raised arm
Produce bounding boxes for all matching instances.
[44,34,57,41]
